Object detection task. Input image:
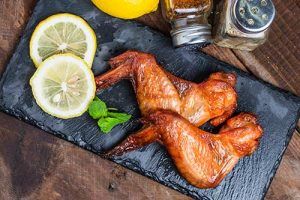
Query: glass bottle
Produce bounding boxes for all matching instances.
[161,0,213,47]
[213,0,275,51]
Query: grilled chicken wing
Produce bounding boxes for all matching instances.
[95,50,237,127]
[107,111,263,189]
[95,51,237,154]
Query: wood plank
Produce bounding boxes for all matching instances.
[0,0,299,199]
[0,112,189,200]
[0,0,36,75]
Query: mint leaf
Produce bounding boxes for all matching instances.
[88,97,131,133]
[98,117,123,133]
[97,113,131,133]
[107,112,131,122]
[88,98,107,119]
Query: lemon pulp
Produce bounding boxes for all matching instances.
[30,54,96,119]
[30,13,97,68]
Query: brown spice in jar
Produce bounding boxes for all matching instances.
[172,0,211,10]
[165,0,212,20]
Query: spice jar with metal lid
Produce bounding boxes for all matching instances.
[161,0,213,47]
[212,0,275,51]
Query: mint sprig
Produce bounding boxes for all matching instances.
[88,97,131,133]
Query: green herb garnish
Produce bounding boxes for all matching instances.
[88,97,131,133]
[97,117,123,133]
[88,97,107,119]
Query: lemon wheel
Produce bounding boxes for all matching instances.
[30,54,96,119]
[30,13,97,68]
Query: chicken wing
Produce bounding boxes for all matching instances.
[95,50,237,127]
[106,111,263,189]
[95,51,237,153]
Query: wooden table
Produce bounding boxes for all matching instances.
[0,0,299,199]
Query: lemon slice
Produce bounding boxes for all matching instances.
[30,54,96,119]
[30,13,97,68]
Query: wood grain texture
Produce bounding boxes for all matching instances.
[0,0,299,199]
[0,112,188,200]
[0,0,35,75]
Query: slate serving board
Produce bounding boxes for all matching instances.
[1,0,300,199]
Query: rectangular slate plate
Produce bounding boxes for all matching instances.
[1,0,300,199]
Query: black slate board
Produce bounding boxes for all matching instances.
[1,0,300,199]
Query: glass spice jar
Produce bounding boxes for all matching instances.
[212,0,275,51]
[161,0,213,47]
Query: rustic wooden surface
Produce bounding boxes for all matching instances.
[0,0,299,199]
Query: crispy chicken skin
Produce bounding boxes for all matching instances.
[106,111,263,189]
[95,50,238,153]
[95,50,237,127]
[95,51,263,188]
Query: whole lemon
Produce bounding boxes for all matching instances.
[91,0,159,19]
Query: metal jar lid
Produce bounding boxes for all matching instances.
[232,0,276,33]
[170,24,212,47]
